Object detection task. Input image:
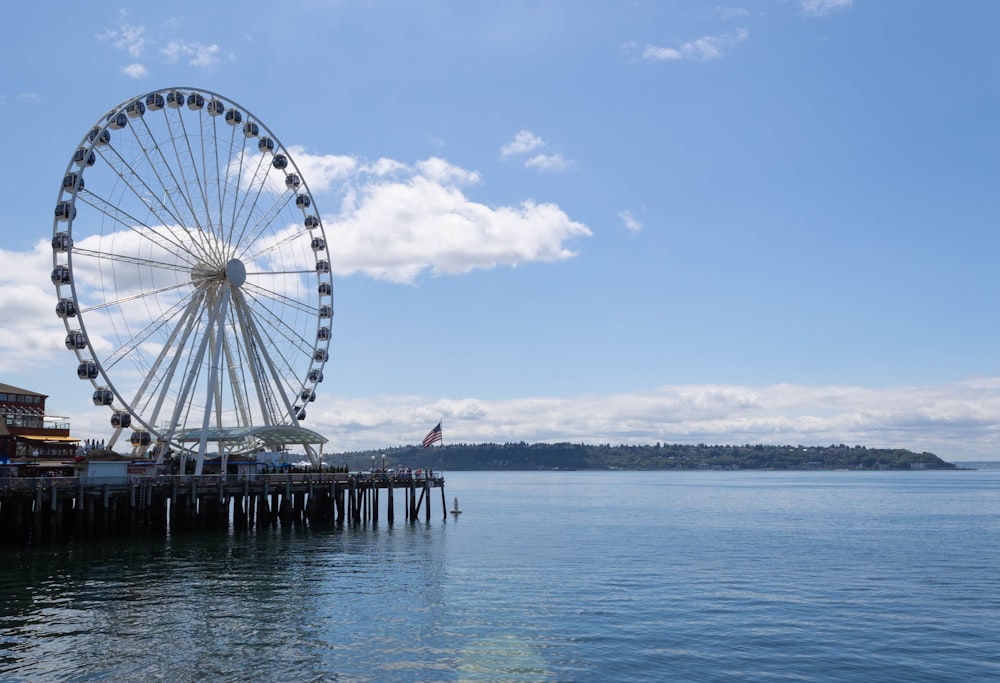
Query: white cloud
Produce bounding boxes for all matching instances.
[525,153,569,172]
[303,379,1000,461]
[96,23,147,57]
[282,146,359,192]
[500,131,572,172]
[310,155,589,283]
[122,63,148,79]
[0,241,75,373]
[620,210,642,233]
[500,130,544,158]
[800,0,853,17]
[642,28,749,62]
[161,41,231,68]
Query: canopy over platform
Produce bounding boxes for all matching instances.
[16,434,80,443]
[172,425,327,447]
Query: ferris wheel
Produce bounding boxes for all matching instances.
[50,88,332,473]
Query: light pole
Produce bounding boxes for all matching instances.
[371,454,375,473]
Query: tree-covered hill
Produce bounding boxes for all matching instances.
[327,442,955,472]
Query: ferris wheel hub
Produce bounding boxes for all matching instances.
[225,259,247,287]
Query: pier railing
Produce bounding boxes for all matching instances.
[0,470,443,494]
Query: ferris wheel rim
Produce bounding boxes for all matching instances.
[50,87,333,459]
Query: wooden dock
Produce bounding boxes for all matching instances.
[0,472,447,545]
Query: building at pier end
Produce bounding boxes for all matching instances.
[0,383,79,474]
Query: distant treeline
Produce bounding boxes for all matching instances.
[327,442,955,472]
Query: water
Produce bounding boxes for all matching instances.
[0,470,998,682]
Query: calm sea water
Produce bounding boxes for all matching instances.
[0,470,998,682]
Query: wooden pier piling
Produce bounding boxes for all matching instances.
[0,472,446,545]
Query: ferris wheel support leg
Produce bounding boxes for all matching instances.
[194,288,231,476]
[304,444,321,470]
[107,426,124,451]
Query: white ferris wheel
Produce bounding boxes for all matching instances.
[50,88,332,474]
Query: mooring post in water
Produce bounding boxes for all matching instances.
[348,478,356,524]
[334,482,344,523]
[424,479,431,522]
[33,487,43,541]
[387,478,394,524]
[440,483,447,520]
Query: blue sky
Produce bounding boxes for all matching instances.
[2,0,999,460]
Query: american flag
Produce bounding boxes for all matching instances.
[422,421,443,448]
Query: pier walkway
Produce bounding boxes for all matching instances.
[0,471,447,545]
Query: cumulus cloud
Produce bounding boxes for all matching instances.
[96,23,147,57]
[123,63,148,79]
[302,380,1000,460]
[620,210,642,233]
[0,241,75,373]
[800,0,853,17]
[499,130,572,172]
[283,150,589,283]
[500,130,545,158]
[161,41,231,68]
[525,154,570,172]
[640,28,749,62]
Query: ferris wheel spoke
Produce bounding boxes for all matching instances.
[73,191,202,266]
[219,327,253,428]
[211,116,235,255]
[175,106,220,250]
[232,185,300,258]
[231,300,281,425]
[228,153,278,254]
[71,246,193,274]
[164,289,228,445]
[98,288,199,371]
[220,127,246,251]
[95,128,197,244]
[129,112,222,266]
[164,109,214,243]
[232,290,298,422]
[240,292,315,355]
[199,111,223,245]
[127,290,208,427]
[248,268,317,277]
[193,288,234,466]
[79,280,193,315]
[243,304,310,385]
[241,226,312,263]
[242,279,318,317]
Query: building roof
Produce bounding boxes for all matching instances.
[172,425,328,446]
[0,383,46,397]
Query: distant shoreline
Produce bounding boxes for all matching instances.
[330,442,957,472]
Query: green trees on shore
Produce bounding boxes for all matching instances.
[328,442,954,472]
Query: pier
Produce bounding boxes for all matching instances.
[0,472,447,545]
